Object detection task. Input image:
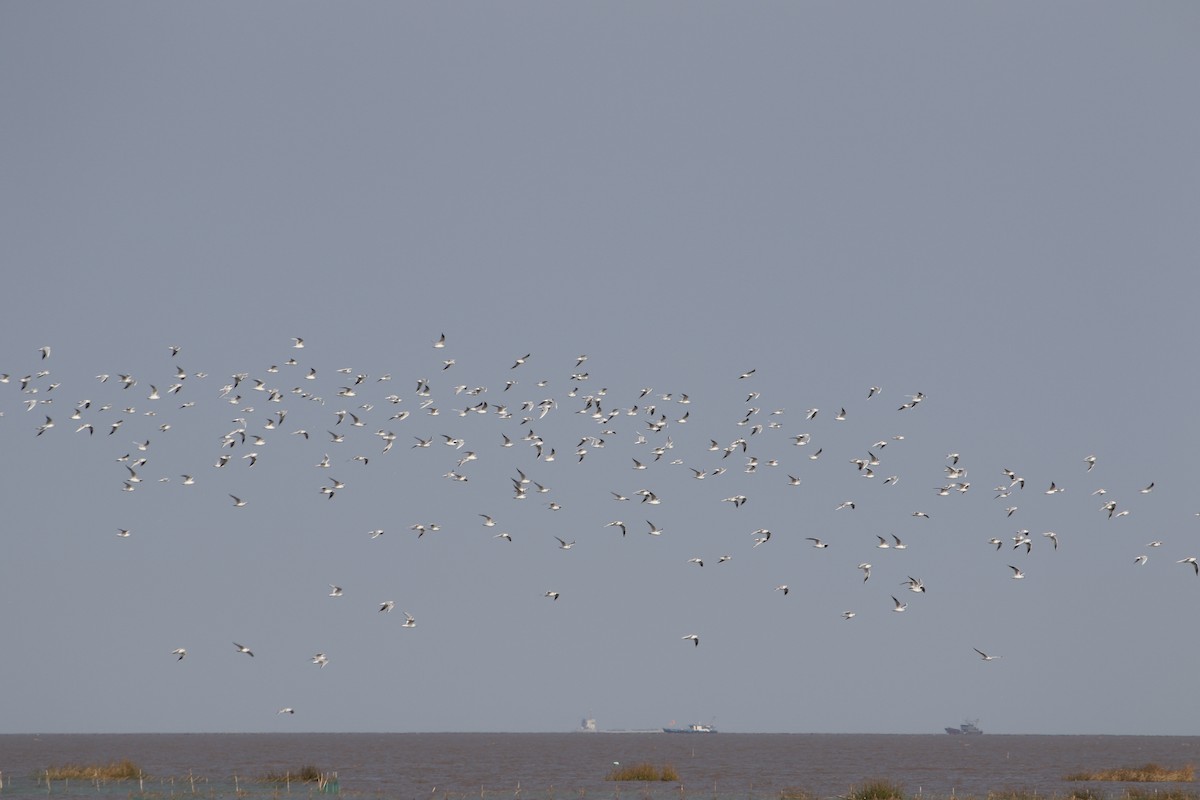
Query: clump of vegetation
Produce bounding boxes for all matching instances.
[44,760,143,781]
[261,764,326,783]
[780,788,818,800]
[844,779,905,800]
[1066,764,1195,783]
[1124,789,1200,800]
[605,762,680,782]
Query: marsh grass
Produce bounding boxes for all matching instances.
[260,764,325,783]
[605,763,681,782]
[1123,790,1200,800]
[845,779,905,800]
[43,759,143,780]
[1066,765,1195,783]
[779,788,818,800]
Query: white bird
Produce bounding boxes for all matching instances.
[974,648,1002,661]
[555,537,576,549]
[776,585,789,596]
[291,337,305,348]
[545,591,559,600]
[233,642,254,657]
[1008,565,1025,580]
[1134,555,1148,565]
[171,648,187,661]
[1178,557,1199,575]
[807,537,830,549]
[229,495,247,507]
[380,600,395,613]
[402,612,417,628]
[312,653,329,668]
[842,611,856,620]
[902,576,925,593]
[682,634,700,647]
[891,596,908,612]
[494,532,513,541]
[329,585,343,597]
[646,521,664,536]
[687,557,704,567]
[857,563,872,582]
[278,707,295,714]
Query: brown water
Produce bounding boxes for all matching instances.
[1,733,1197,800]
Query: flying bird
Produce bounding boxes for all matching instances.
[233,642,254,657]
[974,648,1002,661]
[682,634,700,647]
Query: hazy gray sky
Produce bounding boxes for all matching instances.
[2,3,1198,735]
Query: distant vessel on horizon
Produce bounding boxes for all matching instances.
[576,717,662,733]
[663,722,717,734]
[945,719,983,735]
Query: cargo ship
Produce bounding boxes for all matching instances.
[663,722,717,734]
[945,719,983,735]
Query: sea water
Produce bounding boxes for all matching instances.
[0,733,1197,800]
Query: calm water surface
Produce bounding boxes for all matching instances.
[1,734,1197,800]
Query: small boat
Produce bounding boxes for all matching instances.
[945,719,983,735]
[663,722,717,734]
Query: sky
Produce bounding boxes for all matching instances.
[1,2,1198,736]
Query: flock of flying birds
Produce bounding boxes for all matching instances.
[4,338,1196,718]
